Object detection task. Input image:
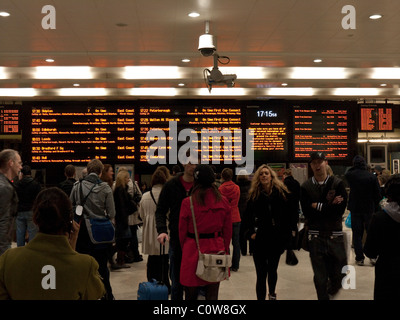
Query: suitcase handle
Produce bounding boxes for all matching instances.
[160,243,166,285]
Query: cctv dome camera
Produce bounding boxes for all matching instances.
[198,34,216,57]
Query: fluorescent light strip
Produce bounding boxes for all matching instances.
[334,88,379,96]
[267,87,314,96]
[129,88,178,96]
[198,88,247,96]
[371,68,400,79]
[0,88,36,97]
[58,88,107,96]
[365,139,400,143]
[123,66,183,79]
[0,67,7,79]
[35,67,93,79]
[290,67,347,79]
[219,67,266,79]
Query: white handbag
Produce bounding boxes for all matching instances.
[189,196,231,282]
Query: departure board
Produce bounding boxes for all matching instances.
[293,106,350,160]
[140,106,242,164]
[360,104,393,132]
[30,106,135,163]
[246,106,288,161]
[0,106,20,134]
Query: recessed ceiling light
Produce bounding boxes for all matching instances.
[369,14,382,20]
[188,12,200,18]
[182,58,191,63]
[45,58,55,63]
[281,83,288,86]
[178,83,185,87]
[380,83,387,87]
[313,59,322,63]
[0,12,10,17]
[73,83,80,87]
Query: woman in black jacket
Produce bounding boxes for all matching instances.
[113,169,137,268]
[243,164,295,300]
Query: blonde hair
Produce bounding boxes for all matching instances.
[115,169,130,189]
[248,164,289,201]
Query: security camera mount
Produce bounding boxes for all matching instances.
[203,54,237,92]
[198,21,237,92]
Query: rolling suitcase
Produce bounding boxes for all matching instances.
[137,244,169,300]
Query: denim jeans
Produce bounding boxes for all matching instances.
[231,222,241,269]
[351,212,372,262]
[169,240,183,300]
[308,234,347,300]
[16,211,38,247]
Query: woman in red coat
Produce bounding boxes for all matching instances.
[219,167,241,271]
[179,164,232,300]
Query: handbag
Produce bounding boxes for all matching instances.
[85,217,115,244]
[77,180,115,245]
[345,212,351,228]
[189,196,231,283]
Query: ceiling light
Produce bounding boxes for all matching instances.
[0,12,10,17]
[380,83,387,87]
[129,88,178,96]
[290,67,347,79]
[359,139,400,143]
[58,88,107,96]
[45,58,54,63]
[182,58,191,63]
[267,87,314,96]
[198,88,246,96]
[188,12,200,18]
[73,83,80,87]
[219,67,266,79]
[369,14,382,20]
[123,66,182,79]
[281,83,288,86]
[35,66,93,79]
[333,88,379,96]
[0,67,7,79]
[0,88,36,97]
[313,59,322,63]
[371,68,400,79]
[178,83,185,87]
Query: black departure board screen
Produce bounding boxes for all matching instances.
[246,106,288,161]
[0,106,20,135]
[293,106,351,160]
[30,105,135,163]
[140,106,243,164]
[360,104,393,132]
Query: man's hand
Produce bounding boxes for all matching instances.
[332,195,344,204]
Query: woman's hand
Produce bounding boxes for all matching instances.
[69,220,81,250]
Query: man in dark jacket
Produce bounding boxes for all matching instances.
[58,164,76,196]
[345,155,381,266]
[300,152,348,300]
[364,174,400,300]
[283,168,301,265]
[156,160,196,300]
[14,165,42,247]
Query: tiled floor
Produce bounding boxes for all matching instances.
[110,226,375,300]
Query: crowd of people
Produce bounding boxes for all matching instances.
[0,147,398,300]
